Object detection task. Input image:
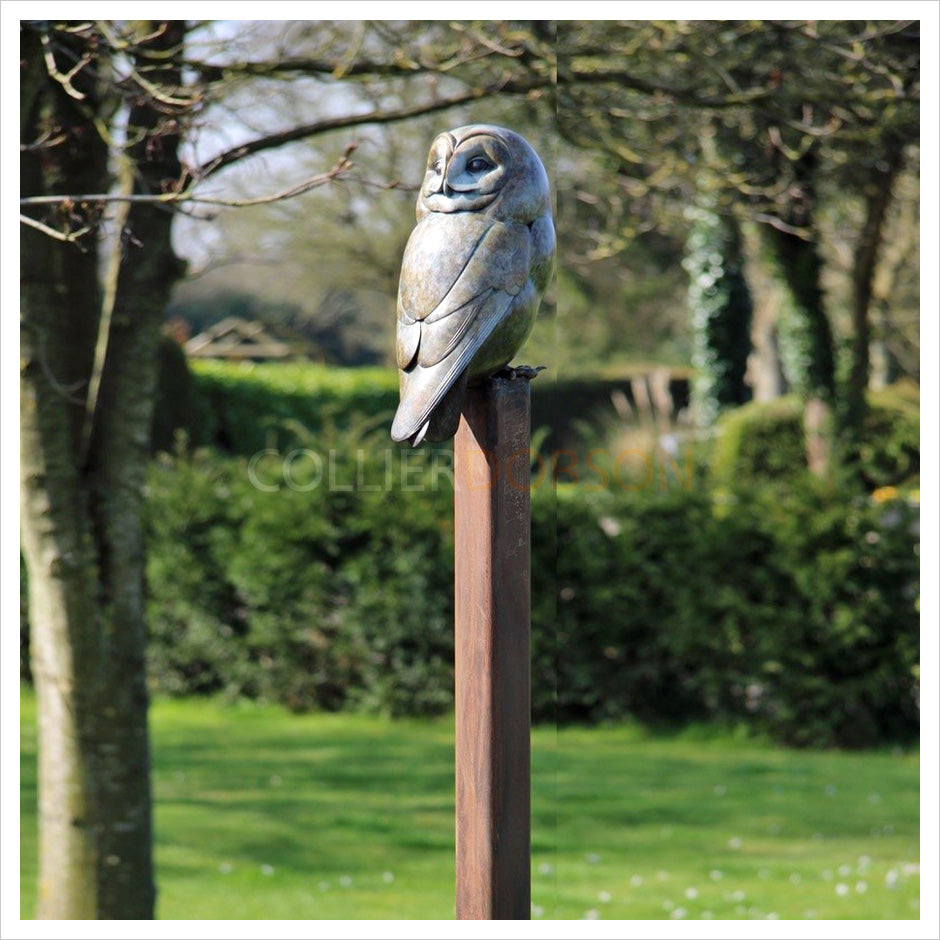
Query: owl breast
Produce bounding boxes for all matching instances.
[397,213,498,320]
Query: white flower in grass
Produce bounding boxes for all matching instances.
[789,873,801,884]
[339,875,352,887]
[701,910,713,920]
[584,909,600,920]
[586,853,601,864]
[630,875,644,887]
[759,868,770,880]
[382,871,394,884]
[261,864,274,876]
[856,881,868,893]
[318,881,329,891]
[598,891,611,903]
[714,785,727,796]
[219,863,233,875]
[685,887,698,900]
[728,837,742,850]
[670,908,687,919]
[885,870,899,887]
[539,862,554,876]
[838,864,851,877]
[835,883,849,896]
[532,905,544,917]
[709,870,723,881]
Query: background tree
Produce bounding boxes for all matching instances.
[556,19,919,471]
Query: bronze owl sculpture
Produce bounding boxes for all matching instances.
[390,124,555,447]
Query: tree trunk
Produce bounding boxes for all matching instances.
[21,22,110,918]
[686,205,754,427]
[763,151,837,477]
[844,146,905,444]
[20,21,187,918]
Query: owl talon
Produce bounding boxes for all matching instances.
[493,364,546,382]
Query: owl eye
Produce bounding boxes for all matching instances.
[466,157,494,173]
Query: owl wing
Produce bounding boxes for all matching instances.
[391,215,530,443]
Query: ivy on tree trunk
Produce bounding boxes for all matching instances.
[685,205,754,427]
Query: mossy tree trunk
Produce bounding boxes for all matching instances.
[685,205,754,428]
[763,151,837,478]
[844,145,906,453]
[20,21,187,919]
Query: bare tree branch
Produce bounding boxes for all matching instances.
[193,82,524,180]
[20,213,92,244]
[20,147,358,237]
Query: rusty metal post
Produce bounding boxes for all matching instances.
[454,374,531,920]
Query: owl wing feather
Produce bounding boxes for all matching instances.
[391,217,531,443]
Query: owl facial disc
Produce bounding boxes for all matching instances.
[421,131,512,214]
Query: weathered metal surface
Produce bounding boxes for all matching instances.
[391,125,555,447]
[454,375,532,920]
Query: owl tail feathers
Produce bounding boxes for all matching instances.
[391,370,468,447]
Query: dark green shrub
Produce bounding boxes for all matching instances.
[732,481,920,747]
[145,449,254,696]
[710,396,806,485]
[711,385,919,492]
[189,361,399,454]
[151,336,196,454]
[144,435,458,717]
[856,385,919,490]
[0,414,862,747]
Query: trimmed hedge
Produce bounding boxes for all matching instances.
[137,442,918,747]
[152,357,691,460]
[711,385,920,491]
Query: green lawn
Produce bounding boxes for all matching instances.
[19,689,919,920]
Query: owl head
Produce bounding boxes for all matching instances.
[416,124,551,225]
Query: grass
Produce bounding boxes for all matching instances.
[19,689,919,920]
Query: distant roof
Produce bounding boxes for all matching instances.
[184,317,315,361]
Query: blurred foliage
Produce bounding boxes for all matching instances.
[143,436,455,717]
[25,408,920,746]
[181,360,398,453]
[168,19,920,407]
[710,384,920,491]
[133,444,919,747]
[154,356,692,461]
[171,20,557,371]
[554,19,919,438]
